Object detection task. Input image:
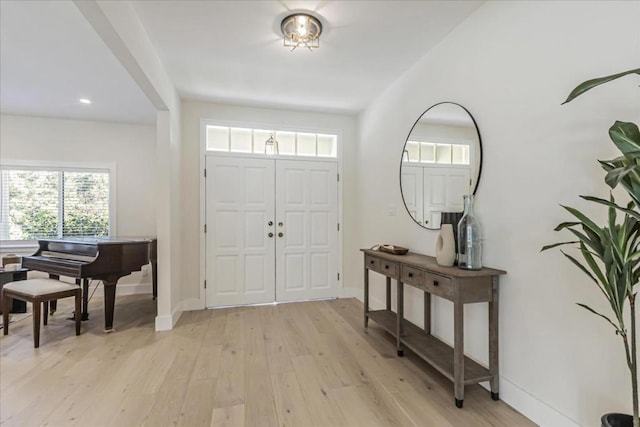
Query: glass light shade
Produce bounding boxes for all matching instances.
[281,13,322,51]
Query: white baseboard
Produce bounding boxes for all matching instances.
[340,286,363,300]
[487,378,579,427]
[155,302,183,331]
[182,297,205,311]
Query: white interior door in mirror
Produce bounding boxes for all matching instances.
[400,166,424,226]
[275,160,338,302]
[423,166,469,229]
[205,156,276,307]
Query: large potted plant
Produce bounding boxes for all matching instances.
[542,67,640,427]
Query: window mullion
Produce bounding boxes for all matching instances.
[58,171,64,237]
[0,171,9,240]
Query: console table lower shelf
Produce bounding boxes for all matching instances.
[367,310,492,384]
[361,248,506,408]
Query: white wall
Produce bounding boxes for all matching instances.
[410,122,476,142]
[75,0,184,330]
[356,1,640,426]
[0,114,156,292]
[180,100,358,307]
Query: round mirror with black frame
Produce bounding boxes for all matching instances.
[400,102,483,230]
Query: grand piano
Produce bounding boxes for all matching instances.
[22,237,157,332]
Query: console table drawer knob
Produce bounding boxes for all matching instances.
[408,272,413,278]
[370,260,374,264]
[384,265,389,269]
[434,281,439,287]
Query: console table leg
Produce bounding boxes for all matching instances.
[454,298,464,408]
[489,276,500,400]
[386,277,391,311]
[396,280,404,356]
[424,292,431,335]
[364,267,369,329]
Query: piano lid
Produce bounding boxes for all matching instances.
[39,236,157,245]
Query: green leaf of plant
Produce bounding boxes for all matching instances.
[561,250,600,285]
[565,227,604,256]
[581,195,640,220]
[541,241,580,251]
[604,164,638,190]
[562,68,640,104]
[576,303,622,331]
[609,121,640,155]
[554,221,582,231]
[561,205,604,236]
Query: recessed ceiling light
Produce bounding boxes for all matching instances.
[79,98,91,104]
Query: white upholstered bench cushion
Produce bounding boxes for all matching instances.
[3,278,80,296]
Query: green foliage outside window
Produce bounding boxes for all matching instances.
[2,169,109,240]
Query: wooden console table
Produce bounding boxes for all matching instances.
[361,248,506,408]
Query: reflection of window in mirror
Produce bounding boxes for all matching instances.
[400,102,482,230]
[403,140,471,165]
[403,141,420,162]
[421,143,435,163]
[436,144,451,163]
[452,144,470,164]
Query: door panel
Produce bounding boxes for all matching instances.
[310,212,329,245]
[424,166,470,229]
[206,156,275,307]
[400,166,424,226]
[310,253,329,289]
[276,160,338,302]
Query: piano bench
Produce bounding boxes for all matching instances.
[2,278,81,348]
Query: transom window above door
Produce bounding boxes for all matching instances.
[403,141,470,165]
[206,125,337,158]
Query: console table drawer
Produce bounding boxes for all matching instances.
[365,255,379,271]
[367,256,399,279]
[421,271,453,299]
[401,265,424,286]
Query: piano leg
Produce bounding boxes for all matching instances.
[81,279,90,321]
[103,280,117,333]
[71,279,90,321]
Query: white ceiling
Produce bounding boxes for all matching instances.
[0,0,483,124]
[0,0,156,124]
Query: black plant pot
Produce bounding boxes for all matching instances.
[601,413,633,427]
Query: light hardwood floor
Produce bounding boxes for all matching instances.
[0,295,535,426]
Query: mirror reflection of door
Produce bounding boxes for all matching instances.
[400,102,482,230]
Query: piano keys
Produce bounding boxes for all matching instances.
[22,237,157,332]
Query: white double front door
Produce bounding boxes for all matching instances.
[205,156,338,308]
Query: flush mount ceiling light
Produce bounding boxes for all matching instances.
[79,98,91,104]
[280,13,322,51]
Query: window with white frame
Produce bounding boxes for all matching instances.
[0,165,112,241]
[206,125,338,158]
[403,141,470,165]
